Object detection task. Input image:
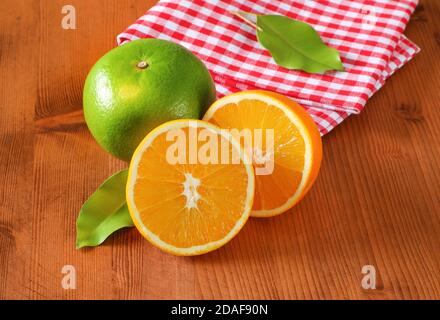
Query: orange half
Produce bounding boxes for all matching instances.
[203,90,322,217]
[126,120,255,255]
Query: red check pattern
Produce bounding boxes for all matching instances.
[117,0,420,135]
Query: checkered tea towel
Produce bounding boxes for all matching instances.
[117,0,420,135]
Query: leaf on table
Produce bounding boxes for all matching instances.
[76,169,134,249]
[255,14,345,73]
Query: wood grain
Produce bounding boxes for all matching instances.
[1,0,439,299]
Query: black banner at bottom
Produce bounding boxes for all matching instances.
[0,300,437,318]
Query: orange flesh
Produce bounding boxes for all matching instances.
[207,99,306,211]
[132,126,251,248]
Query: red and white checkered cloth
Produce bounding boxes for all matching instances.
[117,0,420,135]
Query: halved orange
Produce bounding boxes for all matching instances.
[126,119,254,256]
[203,90,322,217]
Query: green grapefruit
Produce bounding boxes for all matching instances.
[83,38,216,161]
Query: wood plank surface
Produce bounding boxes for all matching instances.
[0,0,439,300]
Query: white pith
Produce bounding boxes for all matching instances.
[182,173,201,209]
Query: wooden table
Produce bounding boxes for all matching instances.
[1,0,439,300]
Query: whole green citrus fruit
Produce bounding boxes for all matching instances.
[83,38,216,161]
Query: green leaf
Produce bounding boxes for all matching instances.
[255,14,344,73]
[76,169,134,249]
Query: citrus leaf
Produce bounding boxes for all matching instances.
[76,169,134,249]
[256,14,344,73]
